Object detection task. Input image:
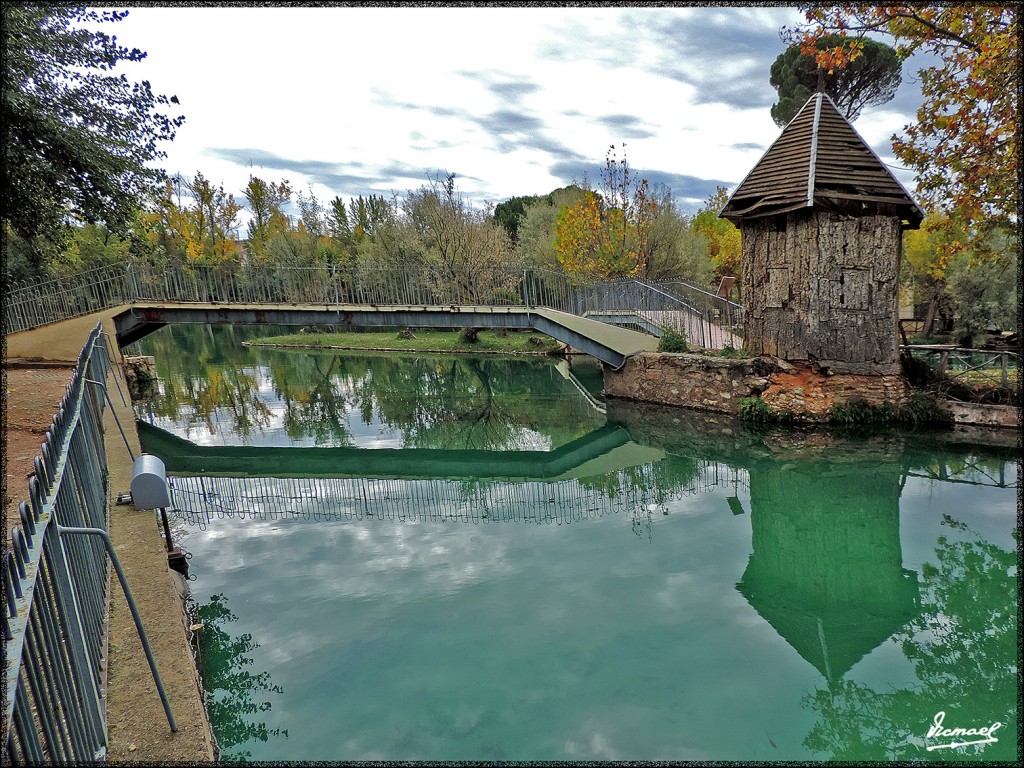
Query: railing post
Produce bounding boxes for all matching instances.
[56,526,177,733]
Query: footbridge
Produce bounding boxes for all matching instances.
[115,302,658,370]
[5,263,743,369]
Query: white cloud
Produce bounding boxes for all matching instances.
[109,6,925,212]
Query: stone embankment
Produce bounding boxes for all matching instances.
[605,351,1017,428]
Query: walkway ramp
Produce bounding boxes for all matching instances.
[114,302,658,369]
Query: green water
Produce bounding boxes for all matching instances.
[133,325,1019,762]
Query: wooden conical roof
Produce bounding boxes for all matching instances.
[720,93,923,227]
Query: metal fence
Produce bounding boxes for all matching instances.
[4,262,744,351]
[4,264,132,334]
[904,345,1020,391]
[523,270,743,350]
[3,325,113,762]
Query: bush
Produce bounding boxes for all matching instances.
[489,288,522,306]
[657,329,689,353]
[829,393,953,427]
[717,344,748,359]
[739,396,792,424]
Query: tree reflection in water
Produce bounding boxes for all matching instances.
[195,593,287,762]
[801,517,1018,761]
[134,324,603,451]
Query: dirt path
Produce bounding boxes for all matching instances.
[3,366,76,541]
[4,313,214,762]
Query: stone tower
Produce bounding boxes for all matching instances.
[720,93,923,375]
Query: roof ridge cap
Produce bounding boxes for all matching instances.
[720,94,820,217]
[807,93,823,209]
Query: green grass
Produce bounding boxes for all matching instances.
[246,329,563,355]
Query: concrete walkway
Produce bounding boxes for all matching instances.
[111,301,660,367]
[4,311,214,762]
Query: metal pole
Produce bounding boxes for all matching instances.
[98,334,128,408]
[159,508,173,552]
[55,525,177,733]
[85,379,135,462]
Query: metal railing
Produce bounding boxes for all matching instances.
[3,324,113,762]
[523,270,743,350]
[4,264,133,335]
[903,345,1021,391]
[4,261,744,350]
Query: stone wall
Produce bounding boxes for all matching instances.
[603,352,778,413]
[604,352,908,421]
[741,210,902,366]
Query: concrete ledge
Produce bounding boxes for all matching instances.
[944,401,1020,429]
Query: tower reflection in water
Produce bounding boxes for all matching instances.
[737,458,919,682]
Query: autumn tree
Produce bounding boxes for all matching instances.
[787,5,1019,253]
[903,214,1018,343]
[139,174,242,264]
[690,186,742,282]
[511,186,589,270]
[244,176,292,259]
[552,145,658,279]
[141,179,191,262]
[770,35,901,125]
[2,6,184,272]
[901,214,958,337]
[184,173,243,262]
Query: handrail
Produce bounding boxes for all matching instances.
[652,279,744,312]
[2,324,174,762]
[4,262,744,350]
[3,325,111,761]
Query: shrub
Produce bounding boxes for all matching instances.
[657,329,688,353]
[829,393,953,427]
[739,396,791,424]
[489,288,523,306]
[717,344,748,359]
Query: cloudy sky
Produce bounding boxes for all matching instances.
[111,4,927,216]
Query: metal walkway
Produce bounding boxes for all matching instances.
[113,302,659,369]
[5,263,744,366]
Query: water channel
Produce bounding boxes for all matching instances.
[130,324,1019,762]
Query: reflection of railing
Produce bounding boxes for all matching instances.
[5,263,743,350]
[902,345,1020,390]
[3,326,113,762]
[904,457,1018,489]
[167,462,749,528]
